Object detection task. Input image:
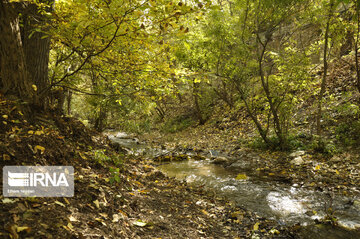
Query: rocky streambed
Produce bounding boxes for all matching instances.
[107,131,360,238]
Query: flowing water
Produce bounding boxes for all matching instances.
[157,160,360,238]
[108,132,360,238]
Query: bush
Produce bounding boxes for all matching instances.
[335,121,360,147]
[309,137,339,156]
[161,115,195,133]
[249,132,312,151]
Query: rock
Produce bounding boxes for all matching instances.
[192,155,206,161]
[209,150,219,158]
[109,141,128,153]
[211,156,229,164]
[289,150,305,158]
[330,156,341,162]
[290,156,304,165]
[226,160,252,171]
[115,132,129,138]
[354,200,360,209]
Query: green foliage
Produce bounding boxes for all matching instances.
[93,149,111,166]
[335,121,360,147]
[248,136,282,150]
[93,150,123,184]
[24,0,360,155]
[161,115,195,133]
[309,137,339,155]
[93,149,123,167]
[109,167,121,184]
[119,118,152,134]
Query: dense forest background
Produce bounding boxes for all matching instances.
[1,0,360,152]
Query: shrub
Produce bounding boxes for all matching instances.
[161,115,195,133]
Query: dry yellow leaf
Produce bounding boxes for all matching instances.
[31,84,37,91]
[34,130,44,136]
[34,145,45,154]
[16,226,31,233]
[253,222,259,231]
[3,154,10,161]
[235,174,247,180]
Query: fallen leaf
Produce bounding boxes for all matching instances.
[2,198,18,204]
[34,145,45,154]
[269,228,280,234]
[16,226,31,233]
[64,198,70,205]
[133,220,147,227]
[67,222,74,230]
[93,200,100,209]
[201,209,209,215]
[3,154,10,161]
[54,201,66,207]
[235,174,247,180]
[69,216,78,222]
[112,214,121,222]
[253,222,259,231]
[34,130,44,136]
[5,224,18,239]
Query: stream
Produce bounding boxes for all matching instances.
[108,132,360,238]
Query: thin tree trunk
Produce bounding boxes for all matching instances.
[236,83,271,145]
[257,33,285,147]
[193,80,206,125]
[316,0,334,136]
[354,0,360,93]
[66,90,72,115]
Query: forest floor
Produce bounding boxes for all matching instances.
[0,95,298,238]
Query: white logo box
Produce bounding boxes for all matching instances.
[3,166,74,197]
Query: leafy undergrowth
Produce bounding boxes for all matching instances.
[0,96,297,238]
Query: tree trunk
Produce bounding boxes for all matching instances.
[193,80,206,125]
[235,80,271,146]
[257,33,285,148]
[21,1,53,110]
[66,89,72,115]
[0,0,33,101]
[94,105,107,132]
[354,0,360,93]
[316,0,334,136]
